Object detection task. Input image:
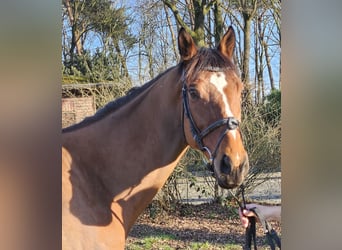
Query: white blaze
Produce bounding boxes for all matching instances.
[210,73,237,140]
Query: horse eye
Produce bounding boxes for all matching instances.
[189,87,200,100]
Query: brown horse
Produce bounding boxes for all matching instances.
[62,27,249,249]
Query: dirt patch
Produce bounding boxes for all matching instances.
[127,202,281,249]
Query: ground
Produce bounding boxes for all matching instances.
[126,202,281,250]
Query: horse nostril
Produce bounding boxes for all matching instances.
[220,155,232,175]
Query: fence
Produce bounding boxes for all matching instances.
[175,172,281,204]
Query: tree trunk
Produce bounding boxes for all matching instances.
[254,20,260,104]
[278,56,281,89]
[264,42,275,90]
[113,40,129,80]
[213,0,223,46]
[239,0,258,104]
[242,15,253,104]
[164,5,179,62]
[258,47,264,103]
[256,16,265,102]
[257,13,275,91]
[192,0,206,46]
[162,0,206,46]
[138,38,142,83]
[64,0,84,58]
[242,14,251,85]
[185,0,195,29]
[147,42,154,78]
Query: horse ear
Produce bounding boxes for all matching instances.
[217,26,236,60]
[178,27,197,61]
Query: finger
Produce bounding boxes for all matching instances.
[238,209,250,228]
[243,210,256,217]
[241,217,249,228]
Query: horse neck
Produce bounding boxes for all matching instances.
[105,66,187,187]
[63,65,188,228]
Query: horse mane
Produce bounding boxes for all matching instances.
[62,66,178,133]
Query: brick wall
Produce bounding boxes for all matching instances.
[62,97,95,128]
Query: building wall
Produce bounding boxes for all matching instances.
[62,97,95,128]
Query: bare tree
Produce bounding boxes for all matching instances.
[222,0,280,99]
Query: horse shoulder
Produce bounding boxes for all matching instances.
[62,147,126,249]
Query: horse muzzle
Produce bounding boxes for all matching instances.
[214,154,249,189]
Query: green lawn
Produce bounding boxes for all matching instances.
[125,232,243,250]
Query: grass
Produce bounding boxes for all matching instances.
[188,241,241,250]
[127,240,242,250]
[126,233,177,250]
[126,235,243,250]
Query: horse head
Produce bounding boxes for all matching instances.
[179,27,249,189]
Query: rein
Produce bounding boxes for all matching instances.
[230,186,281,250]
[181,69,239,170]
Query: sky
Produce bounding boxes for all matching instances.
[77,1,280,93]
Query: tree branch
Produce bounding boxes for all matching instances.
[162,0,195,37]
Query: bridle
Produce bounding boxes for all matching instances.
[181,69,240,170]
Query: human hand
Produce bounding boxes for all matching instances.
[238,204,259,228]
[238,204,281,228]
